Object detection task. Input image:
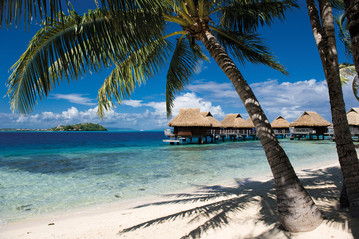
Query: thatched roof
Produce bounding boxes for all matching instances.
[244,118,254,128]
[168,108,212,127]
[201,112,222,128]
[290,111,331,127]
[221,114,252,128]
[271,116,290,128]
[347,108,359,126]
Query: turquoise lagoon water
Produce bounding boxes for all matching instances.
[0,131,339,223]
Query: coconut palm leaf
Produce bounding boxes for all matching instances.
[330,0,345,10]
[0,0,168,29]
[97,38,172,117]
[335,13,352,57]
[166,35,205,117]
[353,75,359,101]
[0,0,65,29]
[212,26,287,74]
[6,8,166,114]
[339,63,356,84]
[97,0,165,12]
[217,0,298,32]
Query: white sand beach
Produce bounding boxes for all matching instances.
[1,160,359,239]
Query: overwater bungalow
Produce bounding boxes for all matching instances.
[289,111,331,140]
[165,108,213,144]
[271,116,290,138]
[201,112,222,129]
[220,114,256,141]
[346,107,359,139]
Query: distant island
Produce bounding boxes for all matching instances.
[0,123,108,132]
[51,123,107,131]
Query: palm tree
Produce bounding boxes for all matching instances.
[335,13,359,100]
[306,0,359,216]
[344,0,359,76]
[4,0,323,232]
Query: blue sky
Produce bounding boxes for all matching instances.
[0,1,357,130]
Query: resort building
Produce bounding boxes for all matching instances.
[346,107,359,139]
[220,114,256,141]
[165,108,214,144]
[201,112,222,129]
[271,116,290,138]
[289,111,331,140]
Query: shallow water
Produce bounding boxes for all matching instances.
[0,131,339,223]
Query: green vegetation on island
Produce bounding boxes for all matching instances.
[51,123,107,131]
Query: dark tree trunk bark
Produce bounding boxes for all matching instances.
[306,0,359,217]
[201,30,322,232]
[344,0,359,75]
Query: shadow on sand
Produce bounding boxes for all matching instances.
[118,166,359,238]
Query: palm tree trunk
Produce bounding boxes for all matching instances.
[344,0,359,75]
[200,30,322,232]
[306,0,359,217]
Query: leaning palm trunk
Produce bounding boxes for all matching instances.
[201,30,323,232]
[306,0,359,217]
[344,0,359,75]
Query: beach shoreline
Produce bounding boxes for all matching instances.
[2,159,358,239]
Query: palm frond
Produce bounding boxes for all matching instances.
[6,8,166,115]
[187,35,209,62]
[212,26,287,74]
[166,35,204,117]
[98,0,164,11]
[353,75,359,101]
[0,0,65,29]
[97,38,172,117]
[339,63,357,83]
[218,0,298,32]
[330,0,345,10]
[335,13,352,58]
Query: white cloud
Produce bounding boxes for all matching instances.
[122,100,143,107]
[171,93,224,118]
[51,94,96,106]
[194,60,209,74]
[1,93,225,130]
[4,78,358,130]
[186,78,359,122]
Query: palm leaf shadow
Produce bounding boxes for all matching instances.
[118,166,359,238]
[118,178,284,238]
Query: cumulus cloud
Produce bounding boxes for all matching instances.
[187,80,237,101]
[1,92,224,130]
[186,78,359,122]
[121,92,225,119]
[171,93,224,118]
[51,94,96,106]
[3,78,358,130]
[122,100,143,107]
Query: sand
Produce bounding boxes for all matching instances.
[1,160,359,239]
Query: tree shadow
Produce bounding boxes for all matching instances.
[118,166,359,238]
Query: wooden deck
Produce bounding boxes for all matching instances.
[163,129,258,144]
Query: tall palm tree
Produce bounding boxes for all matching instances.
[335,13,359,100]
[5,0,323,232]
[344,0,359,76]
[306,0,359,216]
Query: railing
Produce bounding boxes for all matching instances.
[164,129,174,136]
[206,129,255,136]
[350,126,359,135]
[289,127,316,134]
[273,129,290,134]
